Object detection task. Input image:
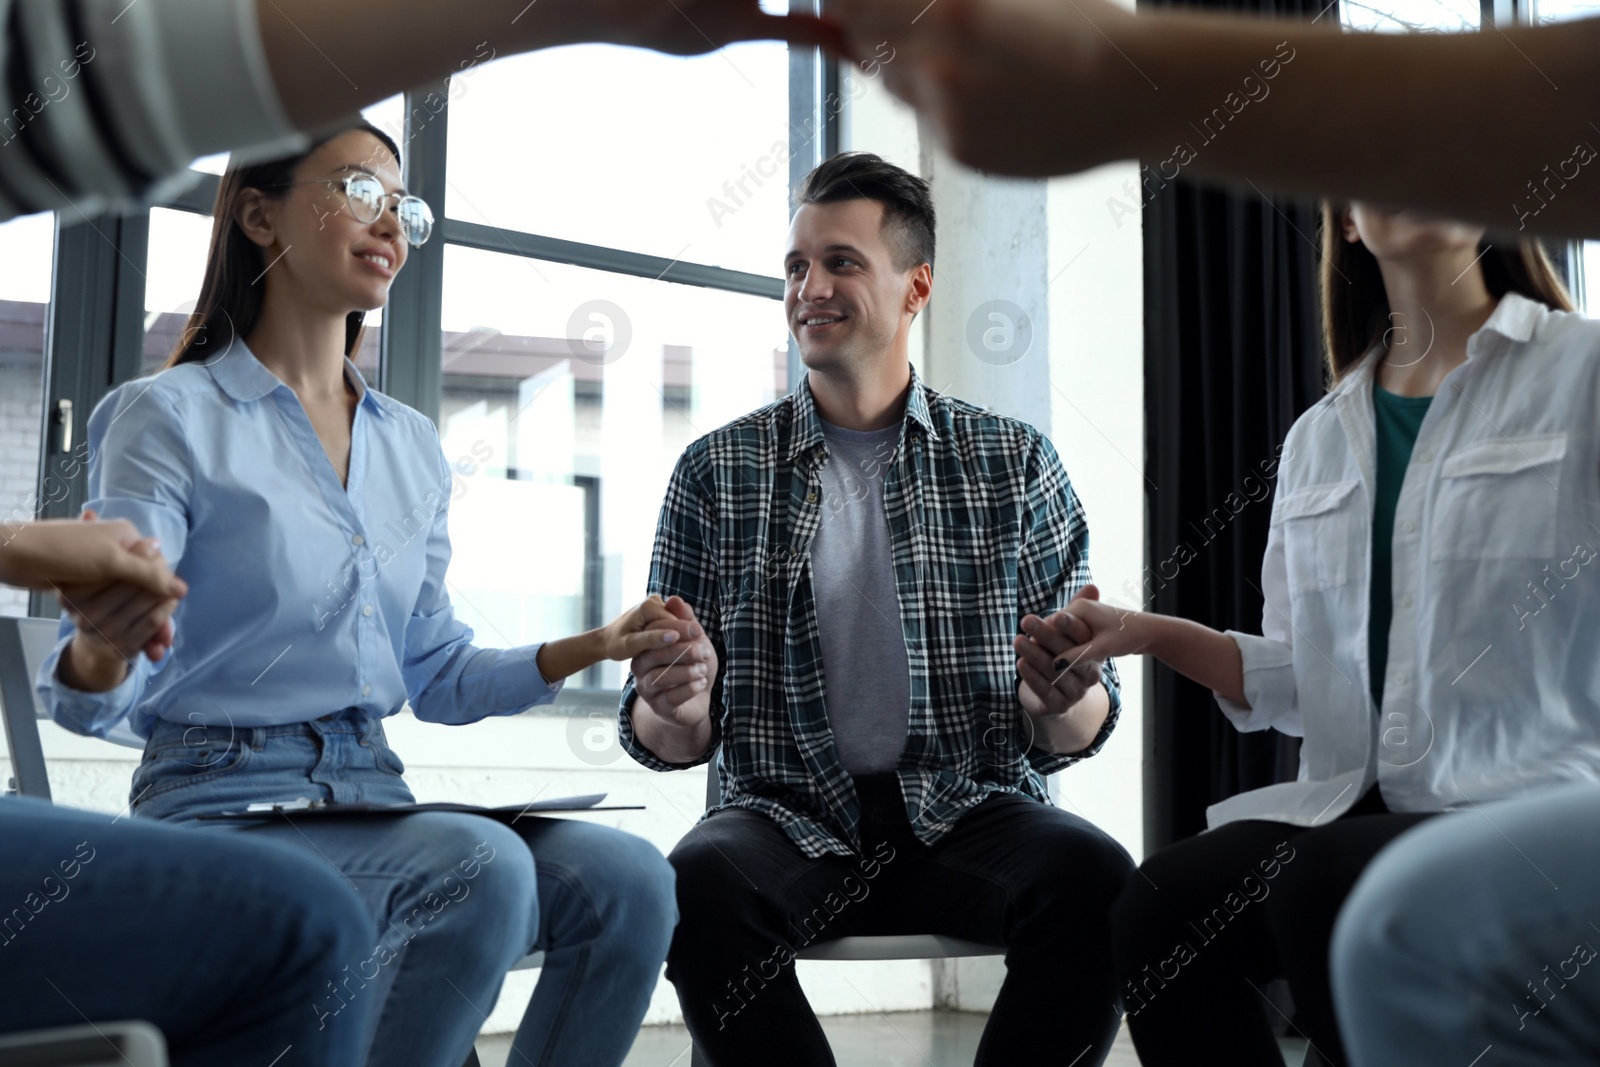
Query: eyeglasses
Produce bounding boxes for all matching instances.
[266,172,434,246]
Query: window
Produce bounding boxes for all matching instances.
[445,44,792,277]
[1340,0,1478,31]
[432,44,809,692]
[440,247,788,688]
[0,213,53,616]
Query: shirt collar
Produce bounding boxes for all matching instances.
[786,363,939,464]
[207,340,391,419]
[1470,291,1545,349]
[1334,291,1550,401]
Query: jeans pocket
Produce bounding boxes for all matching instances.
[132,736,253,802]
[362,724,408,778]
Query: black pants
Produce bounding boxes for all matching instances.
[666,774,1136,1066]
[1111,788,1435,1067]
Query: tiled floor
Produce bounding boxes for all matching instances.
[475,1012,1311,1066]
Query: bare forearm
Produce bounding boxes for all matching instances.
[1104,13,1600,239]
[1031,681,1110,754]
[257,0,592,131]
[534,630,608,684]
[58,636,130,693]
[1142,614,1247,705]
[628,695,714,765]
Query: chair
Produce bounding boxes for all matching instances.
[0,1022,166,1067]
[686,760,1003,1067]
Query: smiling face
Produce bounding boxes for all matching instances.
[783,198,931,375]
[235,129,408,318]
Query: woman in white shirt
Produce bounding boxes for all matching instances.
[1046,205,1596,1066]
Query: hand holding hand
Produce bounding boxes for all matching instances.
[597,594,682,661]
[630,595,717,727]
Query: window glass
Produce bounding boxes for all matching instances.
[440,245,788,688]
[0,213,53,616]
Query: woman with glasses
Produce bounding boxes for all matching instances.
[36,121,682,1067]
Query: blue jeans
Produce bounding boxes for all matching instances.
[0,793,372,1066]
[130,709,678,1067]
[1332,782,1600,1066]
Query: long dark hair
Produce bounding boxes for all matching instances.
[166,121,403,368]
[1318,202,1574,383]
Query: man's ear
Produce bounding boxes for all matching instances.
[234,190,278,250]
[906,262,933,317]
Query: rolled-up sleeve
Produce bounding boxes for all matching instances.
[402,447,563,724]
[36,382,191,738]
[1215,509,1302,736]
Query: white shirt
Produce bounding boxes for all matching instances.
[1211,292,1600,829]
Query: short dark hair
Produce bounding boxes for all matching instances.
[795,152,935,273]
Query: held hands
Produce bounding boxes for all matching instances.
[1013,583,1139,722]
[597,594,683,661]
[0,514,186,601]
[48,512,187,692]
[630,595,717,727]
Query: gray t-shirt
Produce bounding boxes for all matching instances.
[810,418,912,774]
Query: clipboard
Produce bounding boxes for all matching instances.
[197,793,643,824]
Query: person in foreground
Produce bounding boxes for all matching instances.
[1047,205,1600,1066]
[34,123,679,1067]
[1,518,375,1067]
[617,151,1134,1067]
[1332,780,1600,1065]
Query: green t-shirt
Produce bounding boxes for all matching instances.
[1369,382,1433,704]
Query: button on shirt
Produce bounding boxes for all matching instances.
[1213,293,1600,828]
[617,365,1121,858]
[37,344,561,740]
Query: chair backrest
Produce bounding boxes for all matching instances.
[0,616,62,800]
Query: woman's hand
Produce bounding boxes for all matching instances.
[597,594,682,662]
[1049,584,1153,666]
[533,595,683,685]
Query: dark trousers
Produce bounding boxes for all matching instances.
[665,773,1136,1066]
[1111,788,1435,1067]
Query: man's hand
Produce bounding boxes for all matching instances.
[826,0,1130,177]
[1013,584,1124,753]
[627,596,718,764]
[631,596,717,726]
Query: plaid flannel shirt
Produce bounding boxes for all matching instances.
[618,365,1120,858]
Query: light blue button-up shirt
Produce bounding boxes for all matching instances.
[37,342,561,740]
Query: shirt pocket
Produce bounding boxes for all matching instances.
[1431,433,1565,560]
[1274,479,1362,594]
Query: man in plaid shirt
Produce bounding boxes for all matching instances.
[618,152,1134,1066]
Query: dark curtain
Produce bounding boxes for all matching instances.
[1140,0,1338,851]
